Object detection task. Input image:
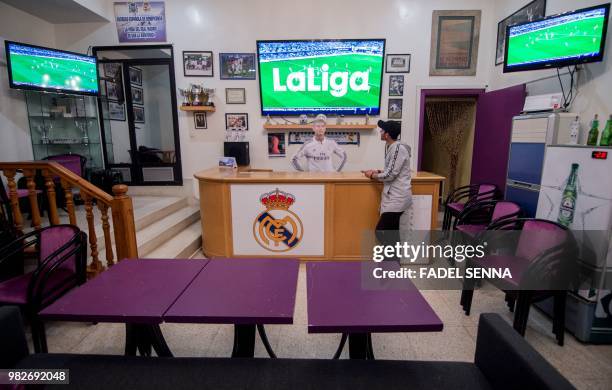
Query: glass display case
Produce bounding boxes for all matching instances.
[25,91,105,178]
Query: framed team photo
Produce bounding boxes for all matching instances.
[129,66,142,85]
[183,51,214,77]
[388,98,403,119]
[108,102,126,121]
[225,113,248,131]
[386,54,411,73]
[219,53,256,80]
[133,106,145,123]
[389,75,404,96]
[105,81,122,102]
[131,86,144,105]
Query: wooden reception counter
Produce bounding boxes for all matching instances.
[194,168,444,260]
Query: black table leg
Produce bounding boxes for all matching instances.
[232,324,256,358]
[257,324,277,358]
[348,333,375,360]
[125,324,173,357]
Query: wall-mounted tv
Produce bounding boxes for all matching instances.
[257,39,385,116]
[504,3,610,73]
[5,41,99,96]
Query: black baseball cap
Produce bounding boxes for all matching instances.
[377,120,401,140]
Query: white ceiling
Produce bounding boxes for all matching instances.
[0,0,109,23]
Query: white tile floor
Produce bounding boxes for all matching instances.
[34,262,612,390]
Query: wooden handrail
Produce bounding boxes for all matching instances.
[0,161,137,277]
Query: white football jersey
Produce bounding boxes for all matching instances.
[291,137,347,172]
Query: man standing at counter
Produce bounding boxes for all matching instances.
[362,120,412,245]
[291,114,348,172]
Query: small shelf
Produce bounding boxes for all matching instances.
[33,142,101,146]
[180,105,216,113]
[263,124,376,130]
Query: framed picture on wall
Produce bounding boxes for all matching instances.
[108,102,125,121]
[388,98,403,119]
[133,106,145,123]
[129,67,142,85]
[131,86,144,105]
[219,53,256,80]
[389,75,404,96]
[194,112,207,129]
[103,63,121,77]
[105,81,122,102]
[430,10,481,76]
[386,54,411,73]
[225,113,248,131]
[495,0,546,65]
[226,88,246,104]
[183,51,214,77]
[268,133,286,157]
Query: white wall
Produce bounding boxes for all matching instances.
[0,3,56,162]
[489,0,612,137]
[53,0,496,180]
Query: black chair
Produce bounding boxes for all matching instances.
[442,183,499,230]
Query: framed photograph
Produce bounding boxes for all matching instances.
[103,63,121,78]
[226,88,246,104]
[225,113,248,131]
[108,102,125,121]
[268,133,286,157]
[430,10,481,76]
[388,99,403,119]
[194,112,207,129]
[219,53,256,80]
[131,86,144,105]
[105,81,122,102]
[133,106,145,123]
[129,67,142,85]
[495,0,546,65]
[389,75,404,96]
[183,51,214,77]
[386,54,411,73]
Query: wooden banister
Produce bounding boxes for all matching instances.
[0,161,138,278]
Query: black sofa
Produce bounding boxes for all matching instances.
[1,307,575,390]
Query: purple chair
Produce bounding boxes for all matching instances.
[43,154,87,178]
[454,201,522,238]
[0,224,87,353]
[2,180,43,227]
[443,184,499,230]
[460,219,578,345]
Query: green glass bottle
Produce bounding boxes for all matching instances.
[587,114,599,146]
[600,115,612,146]
[558,163,579,227]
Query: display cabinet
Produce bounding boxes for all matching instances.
[25,91,104,178]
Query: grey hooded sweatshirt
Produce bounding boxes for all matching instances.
[373,142,412,214]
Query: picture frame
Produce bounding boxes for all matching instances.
[388,75,404,96]
[495,0,546,65]
[388,98,403,119]
[430,10,481,76]
[133,106,145,123]
[225,113,248,131]
[105,81,122,102]
[129,66,142,86]
[268,133,286,157]
[183,51,214,77]
[194,112,207,129]
[131,86,144,105]
[108,102,126,121]
[386,54,411,73]
[219,53,256,80]
[103,63,121,78]
[225,88,246,104]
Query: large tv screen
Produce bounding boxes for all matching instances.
[504,4,610,73]
[257,39,385,116]
[5,41,99,95]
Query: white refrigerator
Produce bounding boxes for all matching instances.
[536,145,612,343]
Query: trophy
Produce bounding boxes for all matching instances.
[178,88,191,106]
[201,88,215,106]
[41,122,53,144]
[191,84,203,106]
[76,119,89,144]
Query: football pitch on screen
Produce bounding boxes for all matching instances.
[507,16,605,65]
[10,53,98,91]
[260,54,382,109]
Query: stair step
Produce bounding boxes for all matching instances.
[143,221,202,259]
[137,206,200,257]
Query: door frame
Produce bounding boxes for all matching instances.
[93,44,183,186]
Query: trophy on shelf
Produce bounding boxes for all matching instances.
[178,88,193,106]
[191,84,203,106]
[41,122,53,144]
[76,119,89,144]
[201,88,215,106]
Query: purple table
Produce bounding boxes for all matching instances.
[307,262,443,359]
[40,259,209,357]
[164,258,299,357]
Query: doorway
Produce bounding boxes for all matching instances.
[93,45,182,185]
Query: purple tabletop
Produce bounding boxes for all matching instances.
[40,259,209,324]
[164,258,299,324]
[307,262,443,334]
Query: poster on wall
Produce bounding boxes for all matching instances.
[114,2,166,43]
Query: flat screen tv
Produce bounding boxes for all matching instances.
[504,3,610,73]
[257,39,385,116]
[5,41,99,95]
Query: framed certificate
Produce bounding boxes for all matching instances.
[225,88,246,104]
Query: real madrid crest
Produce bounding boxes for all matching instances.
[253,188,303,252]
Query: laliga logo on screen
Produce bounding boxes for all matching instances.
[273,64,370,97]
[253,188,303,252]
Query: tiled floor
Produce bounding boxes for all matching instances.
[33,261,612,390]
